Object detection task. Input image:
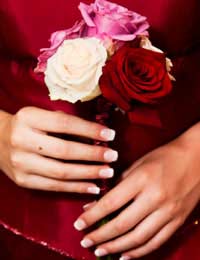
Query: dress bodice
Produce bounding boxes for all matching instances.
[0,1,199,259]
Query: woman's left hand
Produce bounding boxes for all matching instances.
[74,123,200,259]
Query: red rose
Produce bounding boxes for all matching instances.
[99,45,173,112]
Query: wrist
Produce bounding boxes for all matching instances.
[0,110,12,171]
[0,110,11,135]
[176,122,200,200]
[0,110,11,121]
[176,122,200,154]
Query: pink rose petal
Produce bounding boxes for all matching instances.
[79,0,149,45]
[35,21,85,73]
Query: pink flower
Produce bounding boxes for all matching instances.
[35,21,85,73]
[79,0,149,42]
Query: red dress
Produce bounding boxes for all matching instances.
[0,0,200,259]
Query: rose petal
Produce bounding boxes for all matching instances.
[79,0,149,44]
[44,38,107,103]
[35,21,86,73]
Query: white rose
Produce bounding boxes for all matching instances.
[44,38,107,103]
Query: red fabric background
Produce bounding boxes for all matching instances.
[0,0,199,259]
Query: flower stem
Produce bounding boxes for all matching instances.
[96,218,112,260]
[95,98,114,260]
[97,256,113,260]
[97,255,113,260]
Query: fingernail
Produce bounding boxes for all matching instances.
[80,238,94,248]
[87,187,100,194]
[99,168,114,178]
[83,203,91,210]
[104,150,118,162]
[83,202,95,210]
[100,129,116,141]
[94,248,108,257]
[74,219,87,231]
[122,171,129,179]
[120,256,131,260]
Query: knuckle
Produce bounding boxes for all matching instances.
[167,201,180,217]
[139,171,150,185]
[153,188,166,204]
[114,220,127,233]
[106,243,118,253]
[58,171,69,180]
[15,109,25,121]
[16,107,33,121]
[94,147,106,161]
[52,165,68,179]
[101,198,111,211]
[68,186,84,194]
[141,163,159,184]
[101,196,117,212]
[10,152,21,168]
[86,146,101,161]
[15,174,27,187]
[62,144,73,159]
[10,130,21,148]
[48,182,61,192]
[66,182,88,194]
[131,236,143,247]
[87,122,101,136]
[78,185,89,194]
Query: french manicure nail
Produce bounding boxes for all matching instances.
[104,150,118,162]
[94,248,108,257]
[83,202,93,210]
[74,219,87,231]
[100,129,116,141]
[87,187,100,195]
[119,256,131,260]
[83,203,90,210]
[99,168,114,178]
[80,238,94,248]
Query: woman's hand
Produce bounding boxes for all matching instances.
[0,107,117,193]
[75,123,200,259]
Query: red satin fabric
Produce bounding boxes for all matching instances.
[0,0,200,259]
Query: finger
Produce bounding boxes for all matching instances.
[92,208,172,255]
[121,219,181,259]
[80,192,159,247]
[15,173,101,194]
[122,158,145,179]
[20,130,118,163]
[15,152,114,180]
[74,172,144,231]
[19,107,115,141]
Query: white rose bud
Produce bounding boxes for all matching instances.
[140,36,175,81]
[44,38,107,103]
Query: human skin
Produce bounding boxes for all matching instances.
[75,123,200,259]
[1,107,200,259]
[0,107,118,194]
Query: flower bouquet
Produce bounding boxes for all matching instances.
[35,0,174,116]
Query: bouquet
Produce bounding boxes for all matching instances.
[35,0,174,121]
[35,0,174,258]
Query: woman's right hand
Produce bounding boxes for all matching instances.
[0,107,117,194]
